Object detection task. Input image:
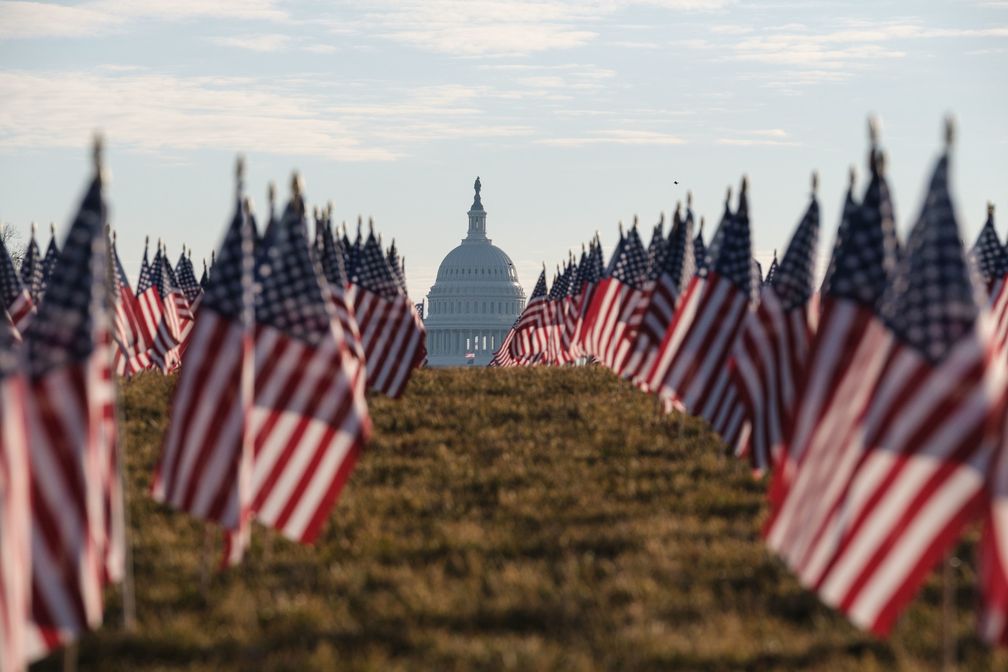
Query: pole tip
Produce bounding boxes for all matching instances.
[867,115,880,147]
[290,171,304,198]
[235,154,245,183]
[92,131,105,180]
[267,181,276,206]
[944,115,956,148]
[740,175,749,194]
[988,202,995,217]
[50,222,55,236]
[811,171,819,194]
[848,165,856,189]
[687,190,693,208]
[725,185,732,204]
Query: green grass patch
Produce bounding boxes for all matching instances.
[36,367,1006,670]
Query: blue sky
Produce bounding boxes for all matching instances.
[0,0,1006,300]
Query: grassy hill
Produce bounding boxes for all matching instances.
[36,367,1006,670]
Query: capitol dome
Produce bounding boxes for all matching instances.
[424,177,526,366]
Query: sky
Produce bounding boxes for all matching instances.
[0,0,1006,301]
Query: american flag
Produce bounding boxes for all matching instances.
[763,251,779,285]
[349,227,425,398]
[545,262,575,365]
[0,234,34,333]
[509,269,549,364]
[767,132,1005,636]
[730,181,819,473]
[764,139,898,520]
[152,169,255,567]
[248,180,371,545]
[0,312,30,672]
[22,165,123,657]
[110,234,151,376]
[175,248,203,305]
[582,223,649,371]
[136,237,151,294]
[568,239,604,360]
[970,203,1007,296]
[19,224,44,305]
[645,180,752,424]
[136,246,188,372]
[41,223,59,289]
[387,240,408,293]
[693,216,707,273]
[622,204,695,388]
[318,214,365,366]
[489,318,519,367]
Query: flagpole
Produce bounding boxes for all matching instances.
[96,133,138,632]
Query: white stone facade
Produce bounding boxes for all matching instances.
[424,178,526,367]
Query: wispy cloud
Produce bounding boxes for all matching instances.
[0,0,287,40]
[716,128,798,146]
[209,33,292,52]
[0,70,536,158]
[539,129,686,146]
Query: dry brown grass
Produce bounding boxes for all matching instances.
[33,367,1007,670]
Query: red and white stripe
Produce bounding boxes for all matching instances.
[7,290,34,335]
[152,310,254,563]
[351,286,426,398]
[135,287,181,373]
[618,273,681,386]
[767,313,1006,635]
[510,295,550,364]
[248,322,371,544]
[0,372,30,672]
[644,273,750,418]
[24,341,119,650]
[730,287,816,472]
[580,278,646,371]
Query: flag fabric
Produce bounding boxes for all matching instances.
[135,238,151,294]
[764,252,779,285]
[349,229,425,398]
[19,225,43,305]
[41,224,59,289]
[152,184,255,566]
[110,236,151,376]
[318,215,365,366]
[175,249,203,305]
[582,224,649,372]
[0,312,30,672]
[248,185,371,545]
[767,138,1006,636]
[971,203,1007,296]
[136,248,191,372]
[22,169,123,656]
[508,269,549,364]
[729,186,820,472]
[764,145,899,516]
[645,181,752,423]
[621,206,695,387]
[0,235,34,333]
[568,240,604,360]
[693,217,707,273]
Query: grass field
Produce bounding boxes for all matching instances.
[35,367,1007,670]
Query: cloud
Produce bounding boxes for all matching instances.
[349,0,731,56]
[0,0,287,39]
[0,70,538,158]
[210,33,292,52]
[539,129,685,146]
[715,128,798,146]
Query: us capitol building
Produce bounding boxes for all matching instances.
[424,177,526,367]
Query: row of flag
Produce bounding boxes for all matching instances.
[491,119,1008,646]
[0,147,426,671]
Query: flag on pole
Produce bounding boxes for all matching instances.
[40,223,59,290]
[0,235,34,333]
[763,251,779,285]
[509,268,549,364]
[764,130,899,520]
[768,122,1005,636]
[318,212,365,366]
[349,225,425,397]
[152,160,255,566]
[175,248,203,305]
[645,180,752,421]
[622,202,695,388]
[971,203,1007,296]
[19,224,43,305]
[110,234,151,376]
[23,145,123,657]
[730,176,820,472]
[0,304,30,672]
[249,175,371,545]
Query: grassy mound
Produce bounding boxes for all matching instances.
[37,367,1004,670]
